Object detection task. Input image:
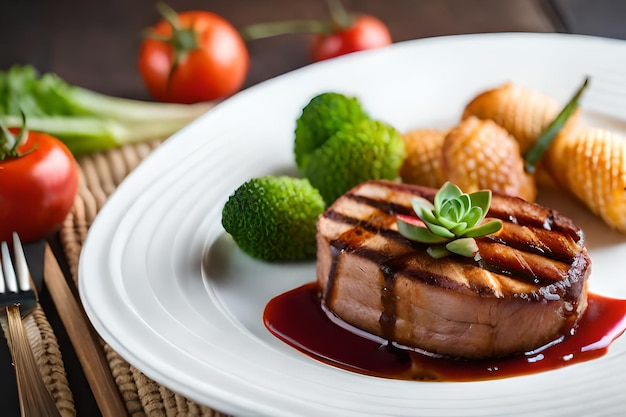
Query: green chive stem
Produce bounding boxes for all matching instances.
[524,77,590,173]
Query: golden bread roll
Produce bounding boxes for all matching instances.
[400,128,446,188]
[547,127,626,232]
[441,116,537,201]
[462,82,560,154]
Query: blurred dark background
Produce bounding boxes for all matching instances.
[1,0,624,101]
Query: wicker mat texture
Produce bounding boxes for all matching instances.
[58,141,230,417]
[2,306,77,417]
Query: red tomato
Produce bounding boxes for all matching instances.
[0,129,79,243]
[310,15,392,62]
[139,10,250,104]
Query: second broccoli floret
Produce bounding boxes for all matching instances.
[221,176,326,262]
[294,92,369,172]
[303,119,406,204]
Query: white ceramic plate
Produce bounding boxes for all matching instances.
[80,33,626,417]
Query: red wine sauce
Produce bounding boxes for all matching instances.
[263,282,626,381]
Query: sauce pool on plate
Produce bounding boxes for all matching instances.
[263,282,626,381]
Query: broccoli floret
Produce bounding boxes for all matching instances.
[302,119,406,204]
[221,176,326,261]
[294,92,369,171]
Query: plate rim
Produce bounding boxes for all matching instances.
[79,31,626,417]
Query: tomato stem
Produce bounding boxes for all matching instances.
[155,2,198,51]
[150,2,201,97]
[156,2,183,31]
[240,19,329,41]
[0,112,27,160]
[240,0,354,41]
[326,0,354,29]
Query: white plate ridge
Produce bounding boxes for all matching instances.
[80,33,626,417]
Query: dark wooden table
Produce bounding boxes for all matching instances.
[1,1,625,416]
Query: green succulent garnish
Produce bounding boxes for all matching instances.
[397,182,503,259]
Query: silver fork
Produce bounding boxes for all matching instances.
[1,233,62,417]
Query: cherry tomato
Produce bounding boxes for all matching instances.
[139,9,249,103]
[310,15,392,62]
[0,129,79,243]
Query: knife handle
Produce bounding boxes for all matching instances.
[43,244,128,417]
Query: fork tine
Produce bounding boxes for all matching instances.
[12,233,31,292]
[1,233,62,417]
[1,240,18,293]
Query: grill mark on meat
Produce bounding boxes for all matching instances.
[328,189,583,291]
[487,207,552,231]
[326,233,397,342]
[347,190,582,262]
[325,209,424,249]
[323,244,340,305]
[348,194,415,216]
[324,209,360,227]
[317,180,591,359]
[379,263,398,342]
[486,223,581,264]
[477,260,548,288]
[348,180,584,243]
[325,241,474,345]
[487,203,583,243]
[475,240,572,286]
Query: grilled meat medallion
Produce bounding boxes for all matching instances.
[316,180,591,359]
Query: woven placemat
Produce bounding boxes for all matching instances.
[58,141,230,417]
[11,306,77,416]
[2,262,76,416]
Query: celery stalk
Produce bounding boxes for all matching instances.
[0,114,197,156]
[0,65,213,155]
